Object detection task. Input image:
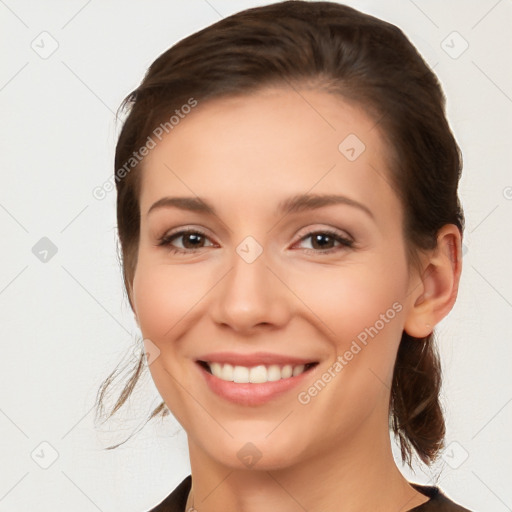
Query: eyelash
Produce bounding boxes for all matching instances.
[156,227,354,255]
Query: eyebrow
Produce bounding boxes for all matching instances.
[147,193,374,220]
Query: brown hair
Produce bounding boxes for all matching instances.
[95,0,464,467]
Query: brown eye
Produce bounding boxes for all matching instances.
[157,229,214,254]
[296,230,354,255]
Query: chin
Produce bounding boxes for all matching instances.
[202,433,306,471]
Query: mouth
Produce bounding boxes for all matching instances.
[196,360,319,384]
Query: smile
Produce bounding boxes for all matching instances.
[195,360,319,406]
[198,361,318,383]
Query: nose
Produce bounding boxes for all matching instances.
[209,246,292,333]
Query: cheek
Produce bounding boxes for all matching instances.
[296,263,406,342]
[132,261,203,340]
[131,262,205,422]
[293,264,406,412]
[291,253,408,398]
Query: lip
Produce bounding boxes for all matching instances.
[196,351,318,367]
[195,359,319,406]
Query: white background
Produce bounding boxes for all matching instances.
[1,0,511,510]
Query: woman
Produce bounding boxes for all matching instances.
[96,1,472,510]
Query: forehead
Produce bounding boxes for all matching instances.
[138,87,400,225]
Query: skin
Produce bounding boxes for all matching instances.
[130,86,462,512]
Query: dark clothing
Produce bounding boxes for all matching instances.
[147,475,473,511]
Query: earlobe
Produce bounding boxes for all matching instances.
[404,263,437,338]
[403,224,463,338]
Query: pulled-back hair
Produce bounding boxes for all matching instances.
[95,0,464,467]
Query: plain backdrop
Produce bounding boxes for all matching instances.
[1,1,511,511]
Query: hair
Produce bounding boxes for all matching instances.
[94,0,464,467]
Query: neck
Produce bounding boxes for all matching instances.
[184,407,429,512]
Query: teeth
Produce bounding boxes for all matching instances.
[292,365,305,377]
[208,362,309,383]
[282,365,293,379]
[220,363,233,381]
[267,365,284,382]
[249,365,267,383]
[233,365,249,383]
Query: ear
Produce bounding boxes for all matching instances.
[403,224,463,338]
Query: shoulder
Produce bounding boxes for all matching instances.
[145,474,192,512]
[410,482,474,511]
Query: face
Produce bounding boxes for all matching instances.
[131,87,422,470]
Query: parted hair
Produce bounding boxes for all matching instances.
[95,0,464,467]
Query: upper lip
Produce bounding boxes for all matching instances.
[197,351,318,367]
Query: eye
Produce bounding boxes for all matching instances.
[294,229,354,255]
[156,227,354,256]
[156,228,215,254]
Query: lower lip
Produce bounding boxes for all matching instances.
[196,362,317,406]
